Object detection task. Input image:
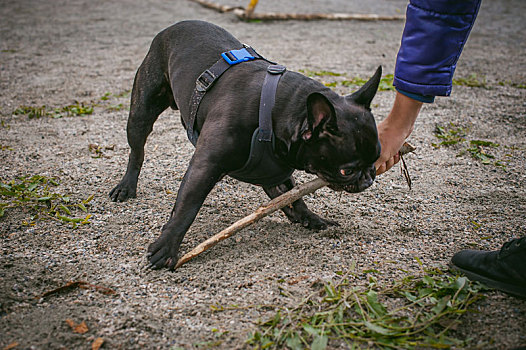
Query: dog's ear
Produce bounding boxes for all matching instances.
[304,92,337,141]
[348,66,382,110]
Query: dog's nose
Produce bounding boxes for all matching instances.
[357,164,376,189]
[367,164,376,181]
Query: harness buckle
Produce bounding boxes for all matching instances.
[267,65,286,75]
[196,69,216,92]
[221,48,255,65]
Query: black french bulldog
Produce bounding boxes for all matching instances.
[110,20,381,270]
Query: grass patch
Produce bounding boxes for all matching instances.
[299,70,395,91]
[341,74,395,91]
[100,90,131,101]
[298,69,343,77]
[432,123,467,147]
[465,140,500,165]
[100,92,112,101]
[106,103,125,112]
[55,102,94,117]
[341,77,369,87]
[303,70,524,91]
[88,143,115,158]
[498,81,526,89]
[433,124,506,168]
[454,74,526,89]
[12,90,131,120]
[0,175,93,228]
[13,102,93,119]
[13,105,48,119]
[379,74,395,91]
[247,267,486,349]
[453,74,487,88]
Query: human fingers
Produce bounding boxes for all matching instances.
[376,153,401,176]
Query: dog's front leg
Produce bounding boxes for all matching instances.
[147,149,224,270]
[263,177,338,230]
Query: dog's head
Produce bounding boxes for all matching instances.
[299,66,382,193]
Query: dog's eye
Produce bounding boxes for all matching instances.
[340,166,354,176]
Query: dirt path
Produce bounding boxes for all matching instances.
[1,0,525,348]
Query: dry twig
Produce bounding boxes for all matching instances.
[188,0,243,13]
[188,0,404,21]
[233,9,404,21]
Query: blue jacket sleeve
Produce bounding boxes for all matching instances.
[393,0,482,97]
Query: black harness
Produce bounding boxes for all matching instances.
[188,46,294,187]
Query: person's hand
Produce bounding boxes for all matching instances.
[375,92,422,175]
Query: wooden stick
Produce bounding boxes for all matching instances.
[175,177,328,269]
[188,0,404,21]
[188,0,243,13]
[175,143,416,269]
[234,8,404,21]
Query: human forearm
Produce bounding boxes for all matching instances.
[375,92,422,175]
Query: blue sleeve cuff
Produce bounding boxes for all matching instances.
[396,88,435,103]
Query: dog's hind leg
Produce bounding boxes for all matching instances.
[110,51,174,202]
[263,177,338,230]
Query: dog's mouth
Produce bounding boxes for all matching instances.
[310,164,376,193]
[327,180,372,193]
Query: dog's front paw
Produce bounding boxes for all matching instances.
[109,180,137,202]
[147,233,180,270]
[301,213,339,231]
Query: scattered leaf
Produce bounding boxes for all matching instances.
[287,275,309,285]
[92,338,104,350]
[311,334,328,350]
[83,194,95,204]
[74,321,89,334]
[3,342,19,350]
[366,290,387,317]
[247,267,487,349]
[470,140,499,148]
[453,73,487,88]
[66,319,89,334]
[0,175,94,228]
[364,321,395,336]
[433,124,506,168]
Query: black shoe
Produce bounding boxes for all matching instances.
[450,237,526,299]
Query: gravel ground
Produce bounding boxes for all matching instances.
[1,0,525,349]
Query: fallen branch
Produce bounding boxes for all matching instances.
[188,0,243,13]
[175,143,416,269]
[188,0,404,21]
[234,8,404,21]
[175,176,327,268]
